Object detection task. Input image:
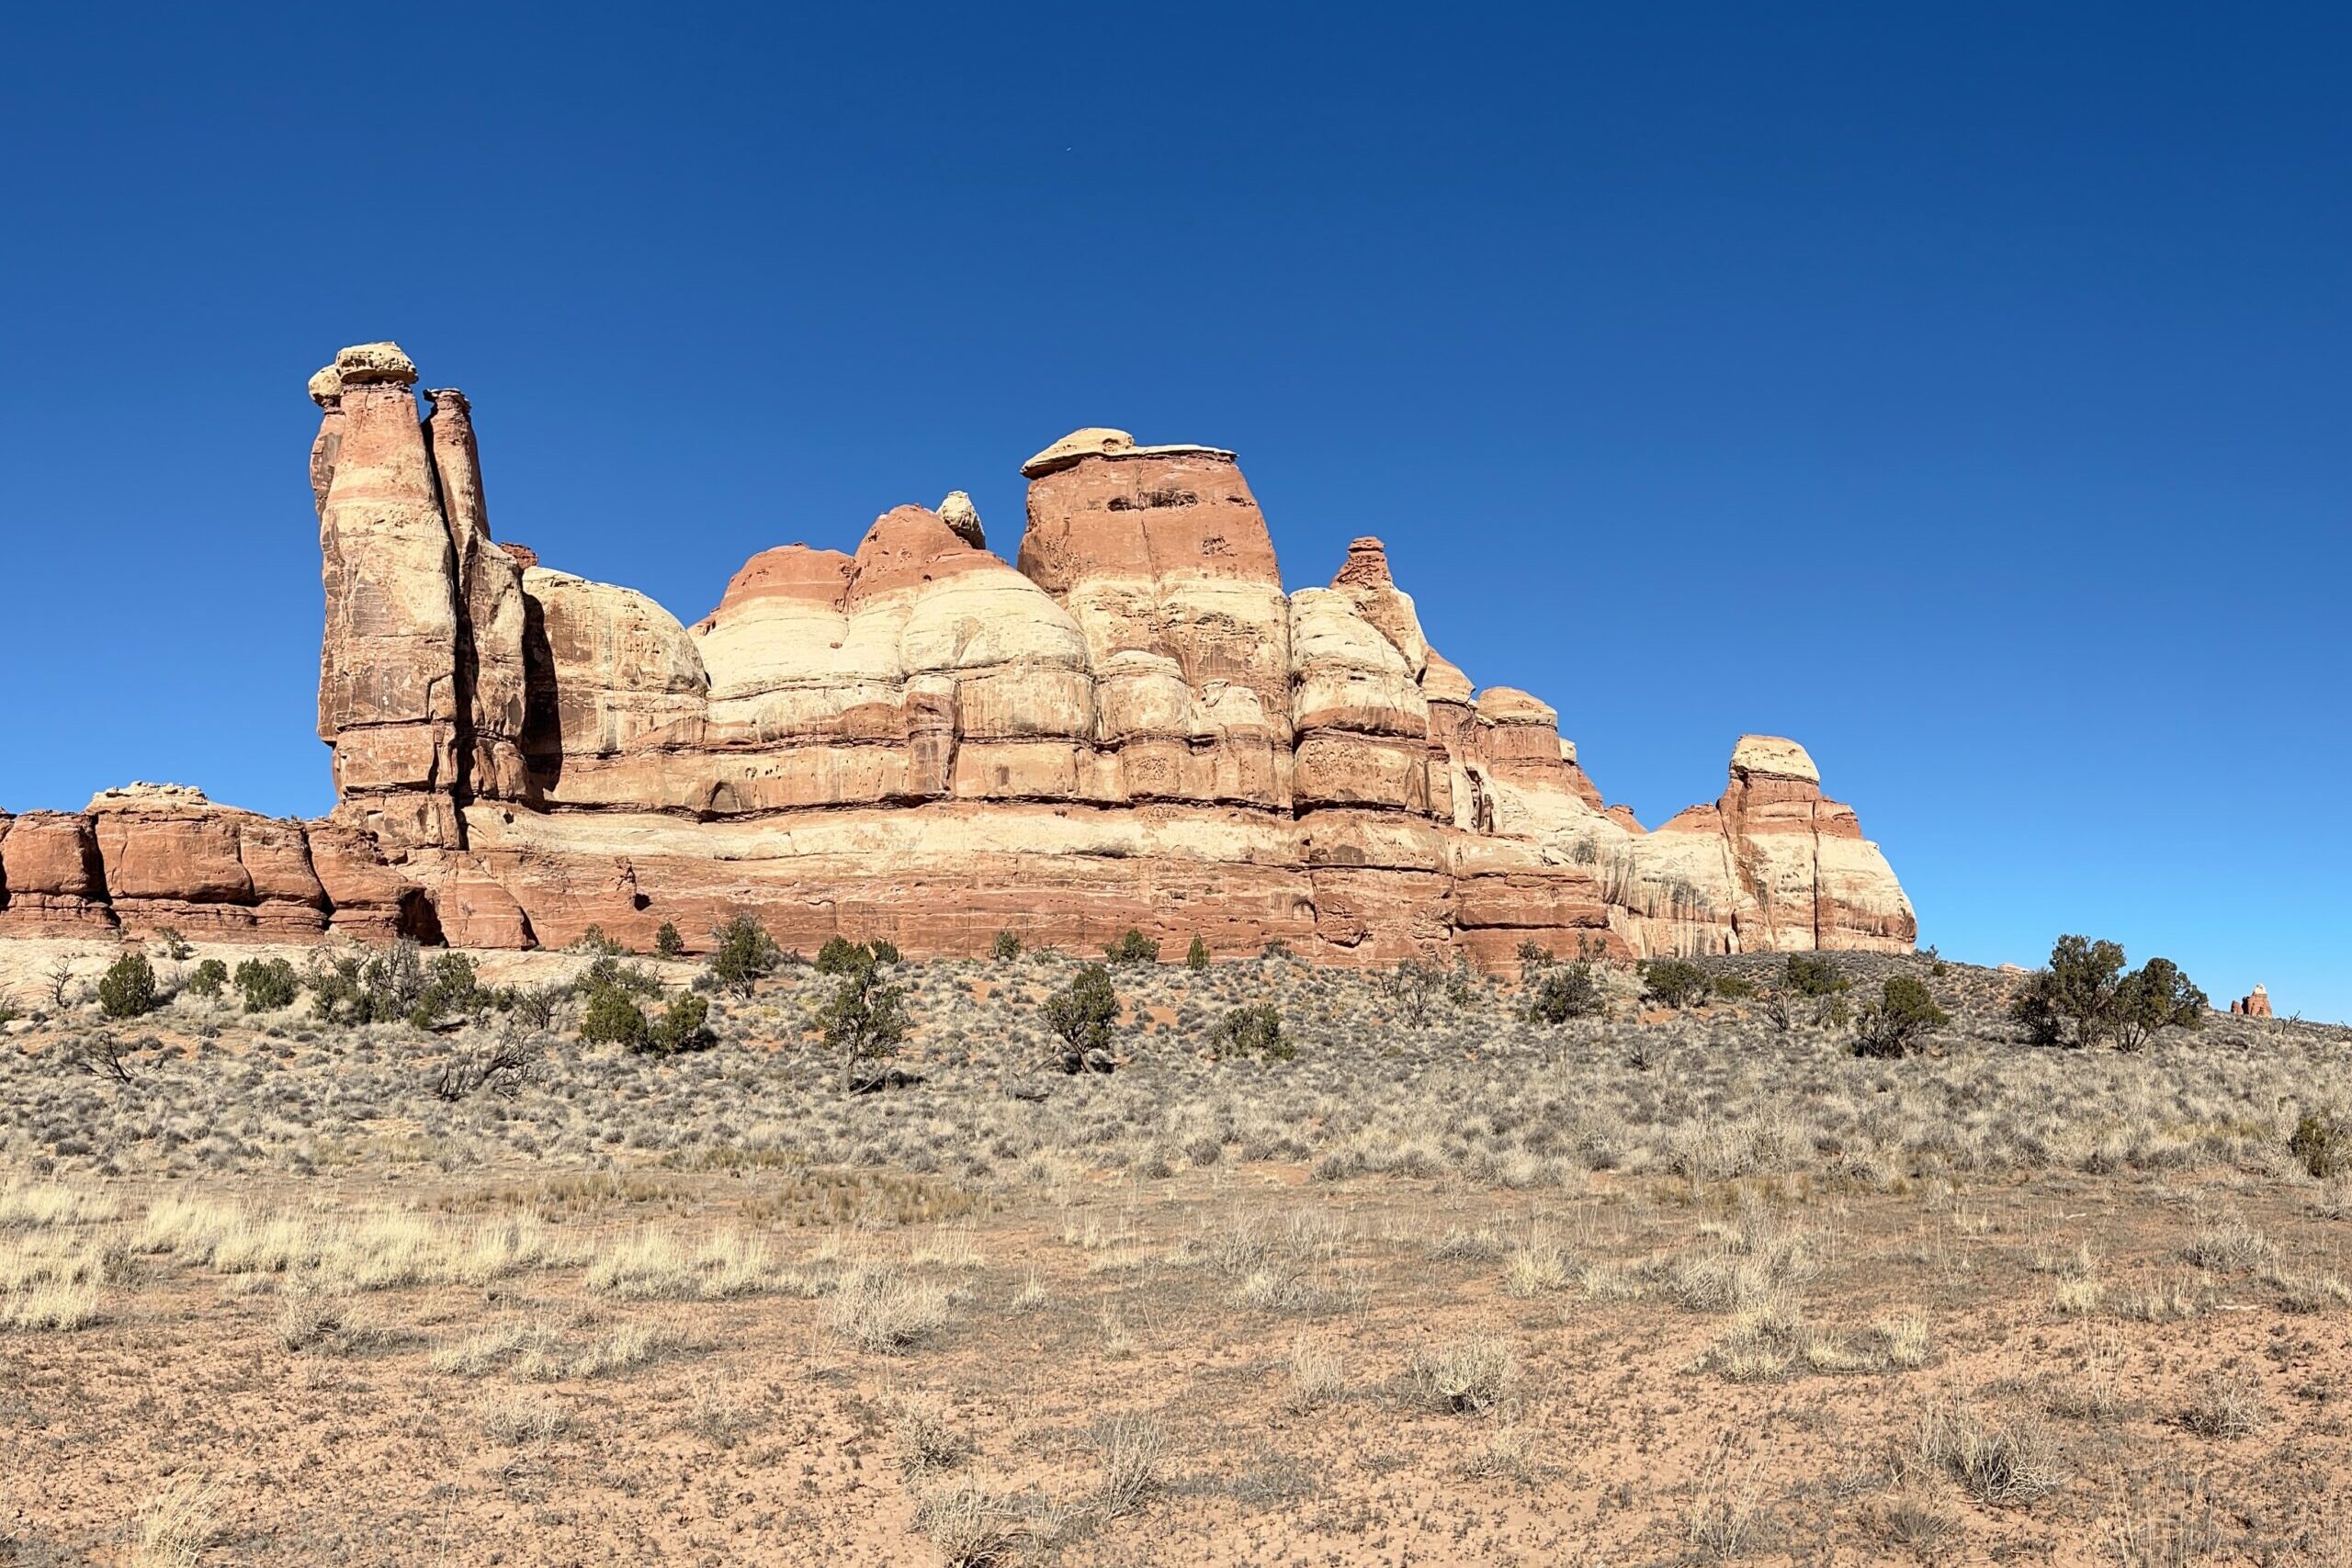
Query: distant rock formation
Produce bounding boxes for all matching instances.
[2229,986,2274,1018]
[0,344,1918,962]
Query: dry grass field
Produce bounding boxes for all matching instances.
[3,936,2349,1565]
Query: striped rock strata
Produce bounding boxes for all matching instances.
[0,344,1917,963]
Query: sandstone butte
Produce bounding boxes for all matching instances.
[0,343,1917,966]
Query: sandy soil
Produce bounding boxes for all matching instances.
[2,937,2348,1564]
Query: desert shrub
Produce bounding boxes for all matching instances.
[653,921,684,959]
[185,958,229,999]
[2290,1112,2350,1179]
[2011,934,2127,1047]
[1712,975,1755,999]
[815,936,871,975]
[571,925,626,956]
[432,1038,540,1101]
[308,940,429,1027]
[496,979,573,1030]
[1044,964,1120,1055]
[1212,1003,1294,1061]
[1526,961,1604,1023]
[1785,953,1850,998]
[1104,929,1159,964]
[1641,958,1710,1010]
[644,993,716,1055]
[408,952,489,1029]
[1385,959,1448,1025]
[2113,957,2208,1052]
[1186,935,1210,971]
[0,1000,17,1029]
[1853,975,1951,1058]
[818,954,909,1092]
[233,956,300,1014]
[582,954,663,998]
[868,938,902,965]
[707,915,781,994]
[580,986,650,1048]
[96,953,160,1020]
[1261,938,1293,960]
[990,930,1023,962]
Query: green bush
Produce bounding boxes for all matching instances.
[1104,929,1159,964]
[1712,976,1756,999]
[185,958,229,999]
[153,927,193,962]
[654,921,685,959]
[2010,934,2127,1047]
[1784,953,1849,998]
[580,986,650,1048]
[1641,958,1710,1010]
[1527,962,1605,1023]
[815,936,872,975]
[817,958,909,1092]
[1853,975,1951,1058]
[708,915,782,995]
[1044,964,1120,1054]
[308,940,429,1027]
[1212,1003,1294,1061]
[571,925,627,956]
[644,992,716,1055]
[1261,938,1294,961]
[1386,958,1448,1026]
[233,956,300,1014]
[96,952,159,1019]
[582,954,663,998]
[408,952,488,1030]
[2113,957,2208,1052]
[991,930,1023,962]
[868,938,902,965]
[1186,935,1210,971]
[2289,1113,2349,1179]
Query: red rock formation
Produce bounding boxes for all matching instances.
[0,811,111,933]
[2229,986,2274,1018]
[0,344,1918,964]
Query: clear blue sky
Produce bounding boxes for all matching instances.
[4,6,2345,1017]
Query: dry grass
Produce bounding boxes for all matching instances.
[1090,1411,1167,1520]
[2178,1368,2269,1438]
[912,1484,1023,1567]
[897,1397,972,1479]
[829,1265,952,1351]
[1914,1393,2068,1506]
[1286,1334,1345,1411]
[130,1475,220,1568]
[1405,1333,1517,1415]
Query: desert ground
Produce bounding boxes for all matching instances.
[3,934,2348,1566]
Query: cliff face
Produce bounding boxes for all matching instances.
[0,344,1917,962]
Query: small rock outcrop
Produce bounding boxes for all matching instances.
[2230,986,2274,1018]
[0,345,1918,962]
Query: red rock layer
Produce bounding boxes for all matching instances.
[0,346,1918,964]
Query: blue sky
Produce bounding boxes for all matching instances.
[4,5,2346,1018]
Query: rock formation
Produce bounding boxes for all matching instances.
[0,344,1917,963]
[2229,986,2274,1018]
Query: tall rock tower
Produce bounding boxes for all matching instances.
[309,342,533,852]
